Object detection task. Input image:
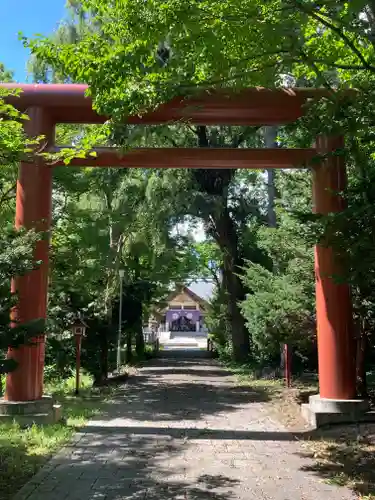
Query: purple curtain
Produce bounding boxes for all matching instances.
[166,310,201,322]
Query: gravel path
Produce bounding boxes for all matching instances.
[14,356,356,500]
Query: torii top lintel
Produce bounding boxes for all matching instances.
[1,83,329,126]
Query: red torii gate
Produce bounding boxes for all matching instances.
[1,83,355,408]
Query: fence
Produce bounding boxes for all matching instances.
[157,325,208,333]
[143,330,160,354]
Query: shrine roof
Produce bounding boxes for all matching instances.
[187,280,216,302]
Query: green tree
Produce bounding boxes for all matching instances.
[0,63,13,83]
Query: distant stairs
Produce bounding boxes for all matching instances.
[161,336,203,350]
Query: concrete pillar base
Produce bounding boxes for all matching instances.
[0,395,62,426]
[301,394,372,428]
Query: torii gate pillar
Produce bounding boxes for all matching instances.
[4,107,53,402]
[313,135,356,400]
[303,136,369,426]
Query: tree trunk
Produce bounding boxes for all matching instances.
[126,330,133,363]
[265,126,285,372]
[222,260,249,362]
[264,126,278,229]
[135,309,145,358]
[99,330,108,384]
[215,209,250,362]
[194,125,249,361]
[267,169,277,227]
[135,330,145,358]
[133,258,145,359]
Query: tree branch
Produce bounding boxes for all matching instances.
[164,135,179,148]
[297,49,336,92]
[231,127,261,148]
[177,61,285,92]
[0,183,16,207]
[294,1,375,72]
[307,60,373,71]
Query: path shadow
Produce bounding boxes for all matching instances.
[80,423,366,443]
[94,359,271,423]
[81,424,308,441]
[14,358,359,500]
[94,358,374,498]
[76,423,374,498]
[22,424,358,500]
[25,432,241,499]
[146,359,212,367]
[139,368,230,378]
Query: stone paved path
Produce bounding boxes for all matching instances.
[14,357,356,500]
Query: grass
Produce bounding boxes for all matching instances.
[223,360,285,397]
[226,360,375,499]
[0,372,113,500]
[299,424,375,500]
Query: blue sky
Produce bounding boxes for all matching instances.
[0,0,66,82]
